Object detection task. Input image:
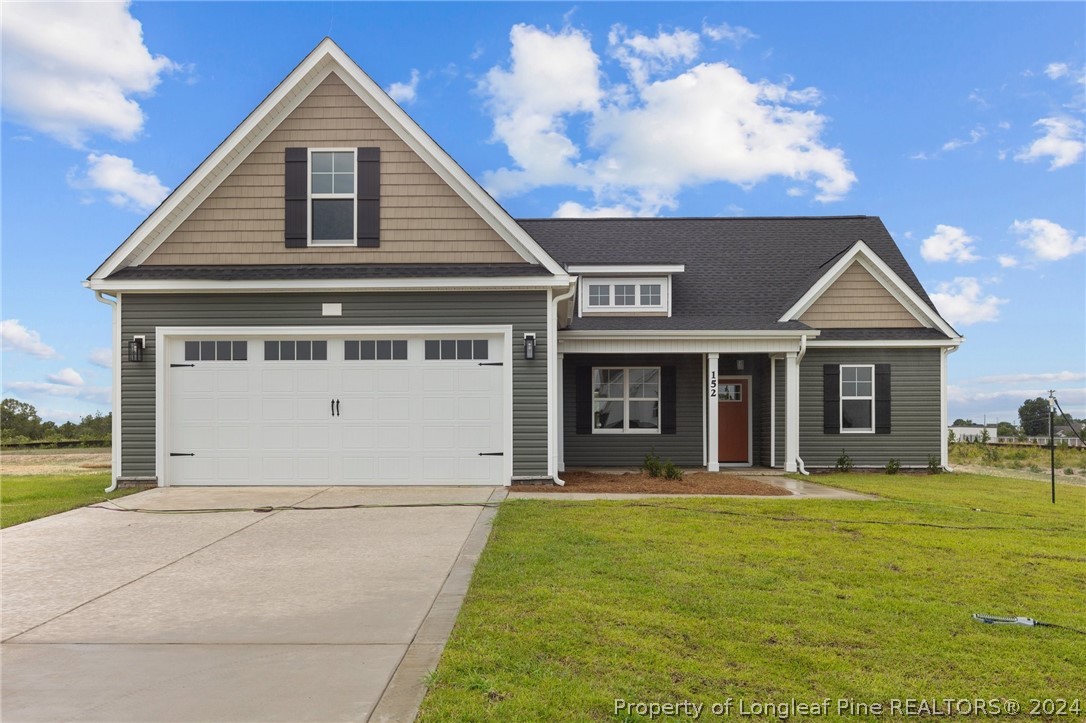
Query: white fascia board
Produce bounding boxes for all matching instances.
[559,329,820,340]
[156,323,513,337]
[92,38,564,280]
[778,240,961,340]
[86,275,571,293]
[806,338,962,348]
[566,264,686,274]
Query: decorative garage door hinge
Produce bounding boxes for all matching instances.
[170,363,195,368]
[170,452,196,457]
[478,362,503,366]
[478,452,504,456]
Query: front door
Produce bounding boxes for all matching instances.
[717,378,750,464]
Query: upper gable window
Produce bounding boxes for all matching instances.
[309,149,356,246]
[582,278,668,314]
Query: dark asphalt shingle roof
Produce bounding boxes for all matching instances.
[107,264,551,280]
[518,215,947,335]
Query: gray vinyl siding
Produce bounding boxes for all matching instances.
[799,348,941,467]
[119,290,548,478]
[563,354,703,467]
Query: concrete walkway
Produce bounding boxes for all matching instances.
[1,486,502,723]
[507,475,877,501]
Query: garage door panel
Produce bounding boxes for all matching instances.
[168,333,506,486]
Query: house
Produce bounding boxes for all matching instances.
[948,425,997,443]
[85,39,962,489]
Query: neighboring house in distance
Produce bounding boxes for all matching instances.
[949,425,998,443]
[85,39,963,489]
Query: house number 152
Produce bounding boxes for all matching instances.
[709,370,717,398]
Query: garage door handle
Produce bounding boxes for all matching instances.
[331,399,335,417]
[336,399,340,416]
[478,362,503,366]
[171,364,195,368]
[170,452,195,457]
[478,452,504,456]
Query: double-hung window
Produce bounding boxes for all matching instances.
[840,364,874,432]
[309,149,355,245]
[592,367,660,433]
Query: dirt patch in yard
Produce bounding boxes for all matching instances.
[514,471,791,495]
[1,449,112,477]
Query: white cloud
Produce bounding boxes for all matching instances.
[996,254,1019,268]
[702,21,758,47]
[553,201,640,218]
[89,348,113,368]
[480,23,855,216]
[1045,62,1070,80]
[387,69,420,104]
[609,25,701,88]
[0,319,58,358]
[920,224,980,263]
[71,153,169,211]
[1,0,178,146]
[46,368,85,386]
[976,371,1086,385]
[930,277,1006,326]
[1015,117,1085,169]
[1011,218,1086,261]
[3,381,110,405]
[941,126,985,152]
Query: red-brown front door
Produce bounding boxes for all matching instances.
[718,378,749,464]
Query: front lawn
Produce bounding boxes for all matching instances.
[0,473,140,528]
[419,474,1085,721]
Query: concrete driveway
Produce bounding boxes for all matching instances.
[1,486,502,722]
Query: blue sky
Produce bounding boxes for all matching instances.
[2,2,1084,426]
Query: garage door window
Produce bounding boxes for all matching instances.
[264,340,328,361]
[345,339,408,360]
[185,340,247,361]
[424,339,488,361]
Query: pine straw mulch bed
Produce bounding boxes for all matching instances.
[512,471,791,495]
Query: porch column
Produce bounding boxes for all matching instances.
[784,351,799,473]
[556,352,565,473]
[707,353,719,471]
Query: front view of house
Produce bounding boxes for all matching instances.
[86,39,961,488]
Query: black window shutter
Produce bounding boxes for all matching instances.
[661,366,677,434]
[284,148,308,248]
[823,364,840,434]
[575,366,591,435]
[875,364,892,434]
[356,147,380,248]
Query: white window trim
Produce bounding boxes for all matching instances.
[591,366,662,435]
[308,147,356,247]
[840,363,875,434]
[579,277,669,315]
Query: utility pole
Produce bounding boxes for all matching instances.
[1048,391,1056,504]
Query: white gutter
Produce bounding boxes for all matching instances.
[94,291,121,493]
[548,277,578,486]
[795,333,810,475]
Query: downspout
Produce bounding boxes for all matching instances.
[95,291,121,493]
[794,333,810,476]
[549,277,578,486]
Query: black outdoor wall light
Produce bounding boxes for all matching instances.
[128,335,145,363]
[523,332,536,360]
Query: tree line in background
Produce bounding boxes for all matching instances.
[1,398,111,446]
[952,397,1086,439]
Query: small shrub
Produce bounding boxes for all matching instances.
[1064,467,1075,476]
[1009,461,1023,470]
[642,450,663,478]
[835,449,854,473]
[661,461,684,480]
[927,455,942,474]
[982,446,999,463]
[885,458,901,475]
[1028,464,1042,473]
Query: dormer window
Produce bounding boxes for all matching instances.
[581,278,669,314]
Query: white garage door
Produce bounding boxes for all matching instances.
[165,333,506,485]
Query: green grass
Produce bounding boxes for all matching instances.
[419,474,1086,721]
[1,474,141,528]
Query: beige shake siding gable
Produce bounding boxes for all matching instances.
[144,73,525,266]
[798,261,923,328]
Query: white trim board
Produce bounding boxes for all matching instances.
[566,264,685,274]
[91,38,564,280]
[154,323,514,487]
[85,276,570,293]
[778,240,961,340]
